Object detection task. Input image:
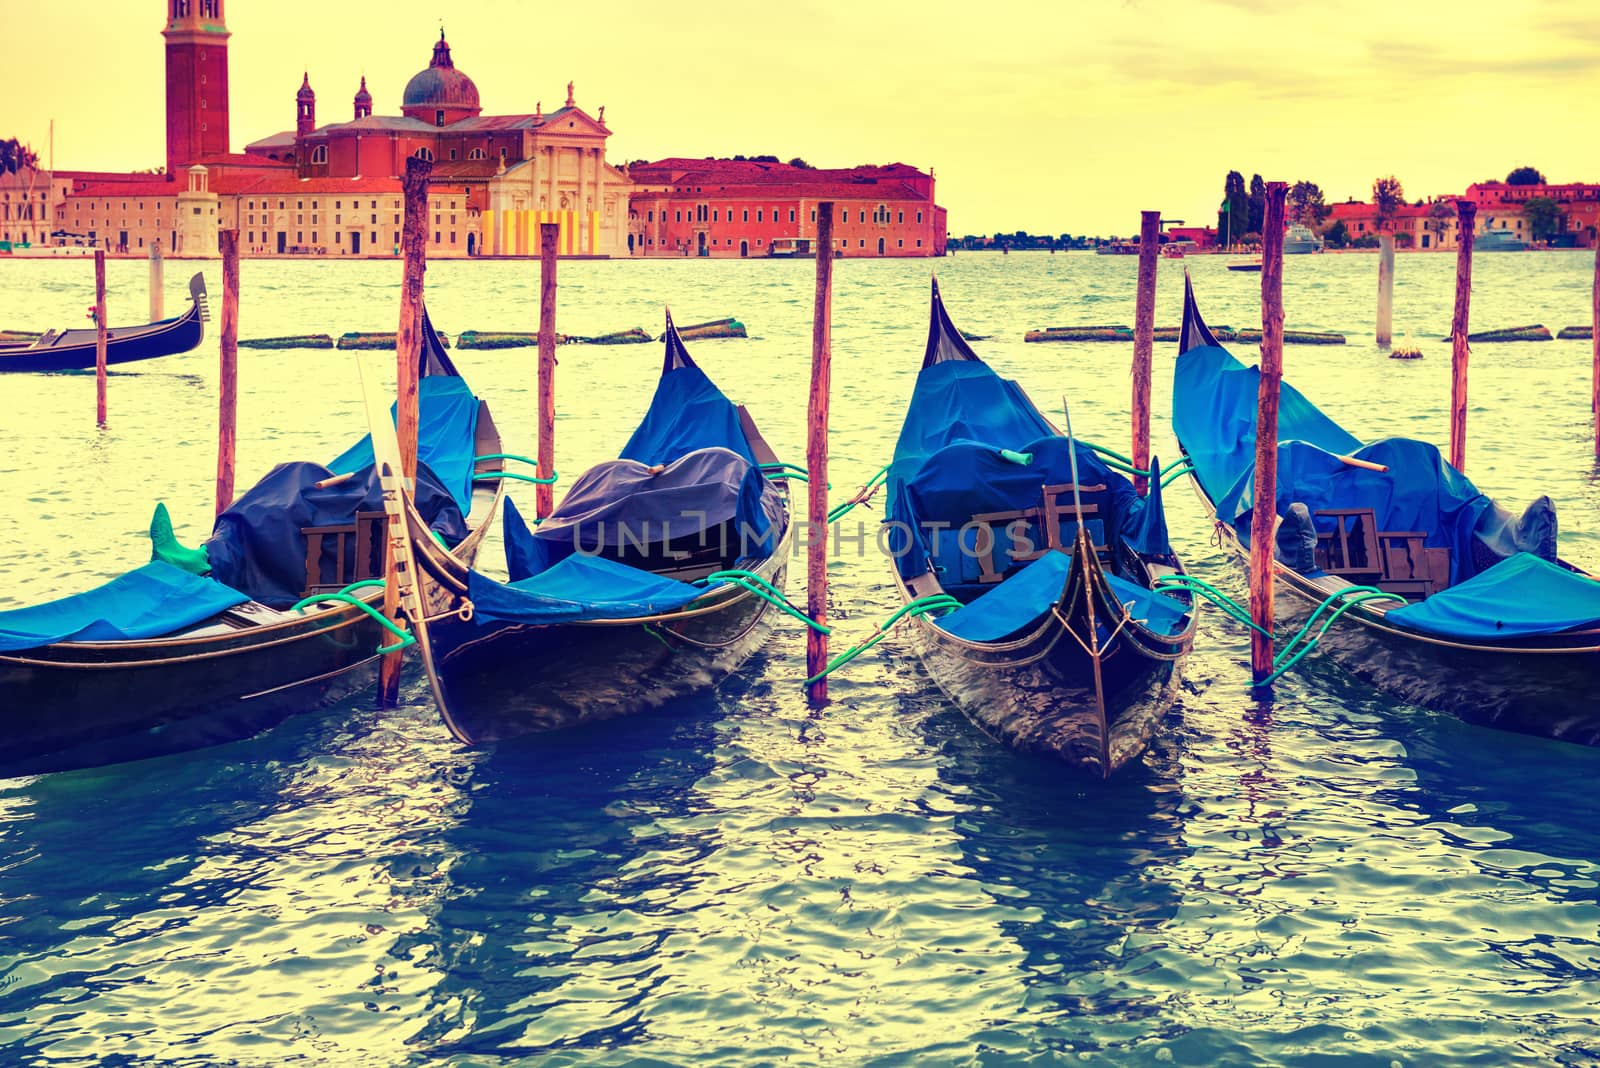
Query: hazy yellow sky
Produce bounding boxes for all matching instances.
[2,0,1596,236]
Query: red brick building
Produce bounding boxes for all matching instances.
[626,159,947,258]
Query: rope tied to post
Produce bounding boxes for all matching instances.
[290,578,417,654]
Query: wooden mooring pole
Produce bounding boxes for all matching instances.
[1376,233,1394,348]
[537,221,559,519]
[215,230,239,517]
[378,156,430,709]
[1132,210,1160,495]
[1249,182,1288,686]
[149,239,165,323]
[94,249,107,427]
[805,201,836,705]
[1449,199,1476,472]
[1592,236,1599,457]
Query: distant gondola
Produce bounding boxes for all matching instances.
[1171,275,1600,745]
[390,312,793,745]
[0,273,209,372]
[0,312,508,774]
[881,280,1197,777]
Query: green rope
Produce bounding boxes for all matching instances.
[1257,587,1403,687]
[475,470,559,485]
[474,452,538,466]
[699,569,831,634]
[1159,462,1196,489]
[802,593,962,686]
[1075,440,1195,486]
[1152,574,1271,637]
[290,580,415,654]
[759,462,814,484]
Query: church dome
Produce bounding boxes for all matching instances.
[402,32,480,115]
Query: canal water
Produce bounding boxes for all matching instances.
[2,251,1598,1065]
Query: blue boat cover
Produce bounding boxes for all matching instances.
[886,287,1170,582]
[466,554,709,627]
[205,460,467,608]
[472,315,781,624]
[1387,553,1600,639]
[0,561,249,652]
[1171,278,1560,582]
[328,375,481,513]
[932,549,1190,642]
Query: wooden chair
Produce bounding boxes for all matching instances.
[1376,530,1451,599]
[301,510,387,597]
[1314,508,1383,585]
[971,483,1108,584]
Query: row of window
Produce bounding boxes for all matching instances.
[640,236,923,250]
[240,199,458,211]
[644,206,924,225]
[240,230,461,246]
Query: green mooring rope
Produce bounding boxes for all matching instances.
[699,569,831,634]
[290,579,416,654]
[473,454,558,486]
[827,463,892,524]
[802,593,962,687]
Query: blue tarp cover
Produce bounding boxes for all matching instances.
[466,554,708,627]
[932,549,1191,642]
[1387,552,1600,639]
[620,363,756,468]
[887,360,1171,581]
[328,375,481,513]
[0,561,249,652]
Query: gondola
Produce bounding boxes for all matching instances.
[0,273,209,371]
[1171,275,1600,745]
[881,280,1197,777]
[0,312,508,775]
[386,312,793,745]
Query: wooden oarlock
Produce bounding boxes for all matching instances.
[805,201,836,705]
[1249,182,1288,686]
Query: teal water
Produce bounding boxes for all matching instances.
[2,251,1599,1065]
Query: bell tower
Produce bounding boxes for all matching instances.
[164,0,231,176]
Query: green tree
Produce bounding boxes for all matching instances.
[1505,166,1546,186]
[1219,170,1248,247]
[1425,201,1454,248]
[1522,196,1564,243]
[1287,180,1328,226]
[0,138,39,176]
[787,157,813,169]
[1324,220,1350,249]
[1372,175,1405,231]
[1247,174,1266,235]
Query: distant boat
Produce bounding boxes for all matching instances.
[1283,224,1323,254]
[1095,241,1140,255]
[0,273,208,372]
[1476,229,1528,252]
[1227,258,1263,272]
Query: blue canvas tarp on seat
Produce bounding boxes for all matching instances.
[0,561,249,652]
[932,550,1190,643]
[328,374,481,513]
[466,554,710,628]
[1387,553,1600,639]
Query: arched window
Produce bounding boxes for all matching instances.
[413,147,434,162]
[310,145,328,165]
[467,148,486,161]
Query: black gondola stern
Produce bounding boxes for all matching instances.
[419,303,461,378]
[922,276,983,368]
[662,307,699,373]
[1178,270,1222,355]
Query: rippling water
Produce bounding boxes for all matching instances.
[2,251,1599,1065]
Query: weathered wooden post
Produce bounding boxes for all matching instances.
[1132,210,1160,495]
[1250,182,1288,686]
[93,249,108,427]
[1592,236,1599,457]
[378,156,430,709]
[215,230,239,516]
[148,239,165,322]
[1376,233,1395,347]
[805,201,836,705]
[537,221,559,519]
[1449,199,1476,472]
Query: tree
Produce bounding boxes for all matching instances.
[1426,201,1454,248]
[1506,166,1546,186]
[1372,176,1405,231]
[1324,220,1350,249]
[1287,180,1329,226]
[1247,174,1266,235]
[1218,170,1248,248]
[1522,196,1564,243]
[787,157,813,169]
[0,137,39,176]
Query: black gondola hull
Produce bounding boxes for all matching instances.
[424,562,786,744]
[0,606,385,775]
[1,278,207,372]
